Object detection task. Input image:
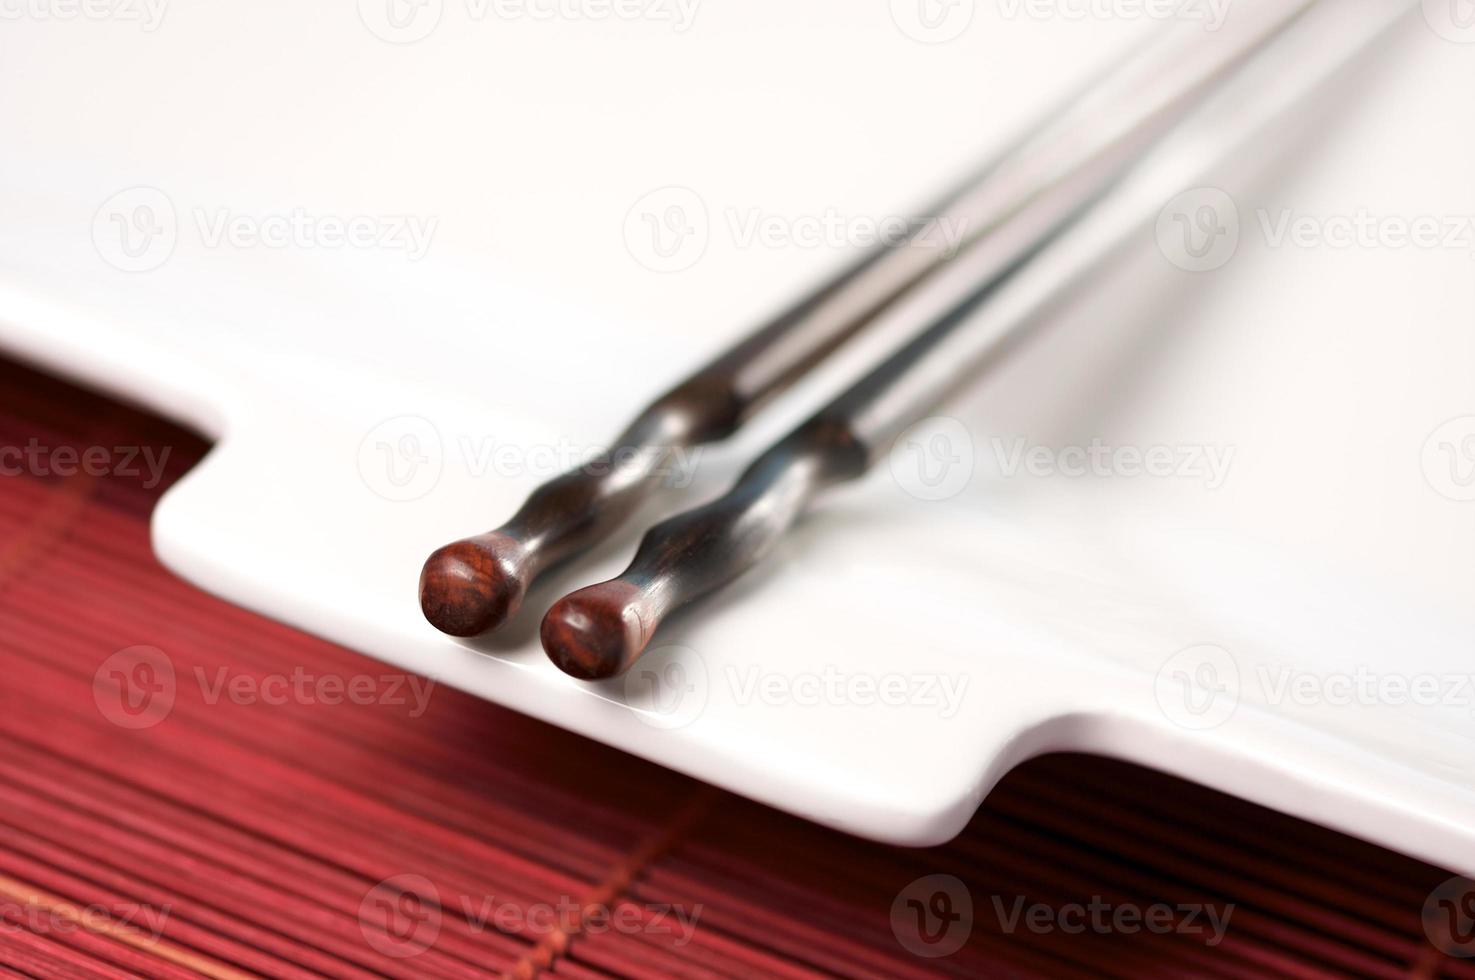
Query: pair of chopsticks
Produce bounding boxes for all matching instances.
[421,0,1411,679]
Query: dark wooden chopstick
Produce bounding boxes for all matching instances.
[413,97,1062,636]
[417,151,1043,638]
[420,0,1318,639]
[536,0,1378,679]
[538,220,1074,679]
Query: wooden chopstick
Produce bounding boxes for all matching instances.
[420,0,1319,639]
[538,0,1418,680]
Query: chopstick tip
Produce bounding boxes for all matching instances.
[419,534,526,637]
[541,580,649,680]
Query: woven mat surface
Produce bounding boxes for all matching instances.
[0,356,1467,979]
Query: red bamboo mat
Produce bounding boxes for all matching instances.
[0,355,1469,979]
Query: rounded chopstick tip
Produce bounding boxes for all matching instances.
[419,534,526,637]
[541,580,650,680]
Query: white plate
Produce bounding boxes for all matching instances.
[1,2,1472,865]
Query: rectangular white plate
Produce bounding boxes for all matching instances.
[1,1,1472,865]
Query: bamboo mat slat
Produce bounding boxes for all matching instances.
[0,356,1467,979]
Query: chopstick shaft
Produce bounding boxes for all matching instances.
[420,0,1314,638]
[541,0,1416,679]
